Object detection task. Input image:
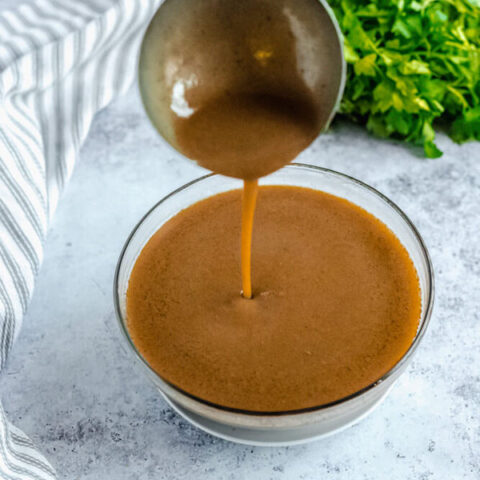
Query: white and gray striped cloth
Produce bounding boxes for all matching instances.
[0,0,159,477]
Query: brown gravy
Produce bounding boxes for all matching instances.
[132,0,421,412]
[127,186,421,411]
[174,93,319,180]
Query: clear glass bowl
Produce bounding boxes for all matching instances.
[114,164,434,436]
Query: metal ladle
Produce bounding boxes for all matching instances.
[138,0,346,175]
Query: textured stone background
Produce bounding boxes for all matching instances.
[3,88,479,479]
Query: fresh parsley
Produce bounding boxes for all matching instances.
[328,0,480,157]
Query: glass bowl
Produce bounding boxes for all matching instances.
[114,164,434,443]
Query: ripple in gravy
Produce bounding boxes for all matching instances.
[126,187,421,412]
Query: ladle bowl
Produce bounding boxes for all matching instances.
[138,0,346,175]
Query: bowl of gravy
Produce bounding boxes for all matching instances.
[114,164,434,445]
[120,0,432,445]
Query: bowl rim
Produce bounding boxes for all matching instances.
[113,163,435,416]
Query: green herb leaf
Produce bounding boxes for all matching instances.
[328,0,480,156]
[354,53,377,76]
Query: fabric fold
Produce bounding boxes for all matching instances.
[0,0,159,477]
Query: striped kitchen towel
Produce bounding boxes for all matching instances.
[0,0,159,477]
